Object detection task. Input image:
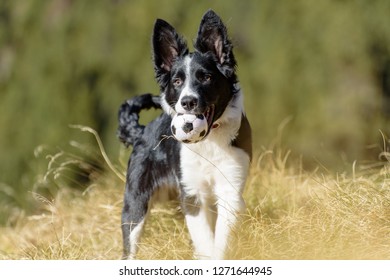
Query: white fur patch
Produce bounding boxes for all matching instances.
[175,56,199,114]
[185,205,215,259]
[180,90,250,259]
[160,92,176,117]
[127,218,145,260]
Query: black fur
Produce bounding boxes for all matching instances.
[121,112,181,258]
[153,19,189,90]
[117,94,161,147]
[194,10,237,82]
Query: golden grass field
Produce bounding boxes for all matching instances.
[1,132,390,260]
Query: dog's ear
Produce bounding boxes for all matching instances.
[194,10,236,77]
[152,19,188,78]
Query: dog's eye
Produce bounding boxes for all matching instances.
[173,78,183,87]
[200,74,212,83]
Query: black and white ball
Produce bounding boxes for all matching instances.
[171,113,208,143]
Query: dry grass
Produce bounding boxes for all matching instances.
[232,150,390,259]
[1,141,390,259]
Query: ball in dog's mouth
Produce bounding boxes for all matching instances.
[170,113,209,143]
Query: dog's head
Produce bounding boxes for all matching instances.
[152,10,238,132]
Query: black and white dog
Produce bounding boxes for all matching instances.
[117,10,251,259]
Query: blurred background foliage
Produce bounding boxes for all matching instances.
[0,0,390,224]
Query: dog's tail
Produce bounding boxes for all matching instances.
[117,93,161,147]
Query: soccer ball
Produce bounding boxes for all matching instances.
[171,113,208,143]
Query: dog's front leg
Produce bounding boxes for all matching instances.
[213,189,245,259]
[182,195,215,259]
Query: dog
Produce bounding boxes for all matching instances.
[117,10,252,260]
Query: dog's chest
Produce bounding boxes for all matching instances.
[179,135,250,198]
[181,140,226,179]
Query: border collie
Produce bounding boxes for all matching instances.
[117,10,251,259]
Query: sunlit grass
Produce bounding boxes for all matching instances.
[1,141,390,259]
[232,150,390,259]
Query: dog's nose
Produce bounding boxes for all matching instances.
[181,96,198,111]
